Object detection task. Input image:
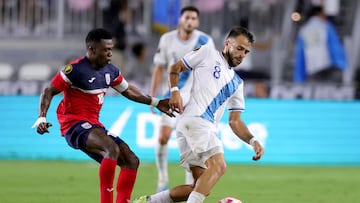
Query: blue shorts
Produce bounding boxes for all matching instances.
[64,121,123,163]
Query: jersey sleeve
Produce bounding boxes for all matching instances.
[109,66,123,86]
[112,77,129,92]
[228,81,245,112]
[181,44,209,70]
[51,71,71,92]
[110,66,129,92]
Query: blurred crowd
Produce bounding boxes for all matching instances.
[0,0,359,100]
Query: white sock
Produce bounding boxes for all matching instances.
[148,190,173,203]
[187,191,205,203]
[155,143,168,184]
[185,170,194,184]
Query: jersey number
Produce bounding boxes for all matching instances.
[97,93,104,104]
[213,66,221,79]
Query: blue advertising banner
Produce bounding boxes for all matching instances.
[0,96,359,165]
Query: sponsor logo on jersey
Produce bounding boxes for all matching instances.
[64,64,73,74]
[81,122,92,129]
[88,77,96,83]
[105,73,111,85]
[193,46,201,51]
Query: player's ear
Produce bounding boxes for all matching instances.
[88,46,96,54]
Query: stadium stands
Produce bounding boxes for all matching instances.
[0,63,15,80]
[18,63,53,81]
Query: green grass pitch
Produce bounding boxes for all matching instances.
[0,160,359,203]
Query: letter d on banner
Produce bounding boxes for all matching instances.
[136,113,160,147]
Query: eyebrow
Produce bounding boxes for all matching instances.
[234,43,250,53]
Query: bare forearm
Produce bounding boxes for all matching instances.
[169,61,186,88]
[229,112,264,161]
[229,119,254,144]
[38,87,55,117]
[150,66,163,97]
[122,84,152,105]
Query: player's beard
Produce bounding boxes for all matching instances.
[225,50,242,67]
[95,57,108,69]
[182,24,194,34]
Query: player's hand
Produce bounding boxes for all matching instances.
[32,117,52,135]
[37,122,53,134]
[156,99,178,117]
[252,141,264,161]
[169,91,183,114]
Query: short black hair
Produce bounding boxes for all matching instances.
[226,26,255,43]
[180,6,199,16]
[132,42,146,57]
[308,5,323,18]
[85,28,113,46]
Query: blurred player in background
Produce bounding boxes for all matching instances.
[150,6,215,192]
[134,26,264,203]
[32,28,174,203]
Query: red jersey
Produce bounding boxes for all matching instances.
[51,57,126,135]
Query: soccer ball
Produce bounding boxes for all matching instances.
[218,197,243,203]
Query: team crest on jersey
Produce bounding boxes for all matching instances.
[105,73,111,85]
[156,47,160,53]
[63,64,73,74]
[81,122,92,129]
[193,46,201,51]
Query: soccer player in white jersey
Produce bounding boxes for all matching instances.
[150,6,215,192]
[133,26,264,203]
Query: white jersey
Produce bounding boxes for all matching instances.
[154,29,215,103]
[181,44,245,124]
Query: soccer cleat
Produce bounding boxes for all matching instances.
[132,195,148,203]
[156,182,168,193]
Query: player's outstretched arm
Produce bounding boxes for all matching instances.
[168,60,187,113]
[32,85,60,134]
[120,84,175,117]
[228,111,264,161]
[149,64,165,114]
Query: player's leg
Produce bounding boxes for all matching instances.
[156,125,172,192]
[86,128,120,203]
[178,117,225,203]
[185,170,194,185]
[155,114,174,192]
[133,184,193,203]
[187,153,226,202]
[64,122,120,203]
[133,118,194,203]
[149,167,202,202]
[113,136,139,203]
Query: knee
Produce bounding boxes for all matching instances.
[219,162,227,176]
[213,161,227,178]
[158,133,171,145]
[130,155,140,169]
[106,143,120,160]
[158,136,169,145]
[158,127,172,145]
[117,145,140,170]
[122,154,139,170]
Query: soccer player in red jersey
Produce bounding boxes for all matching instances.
[32,28,175,203]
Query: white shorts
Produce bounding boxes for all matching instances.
[160,112,178,128]
[176,116,224,172]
